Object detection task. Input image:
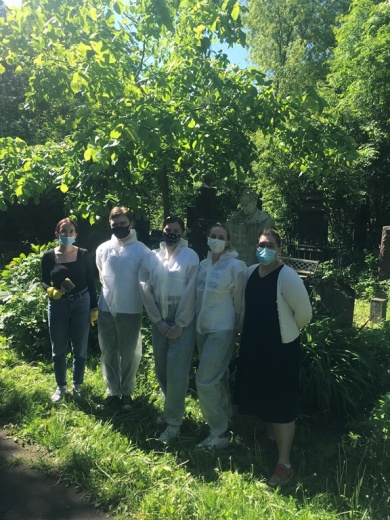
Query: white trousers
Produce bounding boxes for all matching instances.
[98,311,142,396]
[151,320,196,426]
[196,330,235,437]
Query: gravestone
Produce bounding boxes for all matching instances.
[297,189,328,245]
[370,298,387,322]
[353,198,370,252]
[316,279,355,328]
[292,188,331,261]
[187,181,221,260]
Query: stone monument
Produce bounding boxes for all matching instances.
[187,176,221,260]
[226,190,274,266]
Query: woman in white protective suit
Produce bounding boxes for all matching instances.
[139,216,199,443]
[96,206,150,411]
[195,223,247,449]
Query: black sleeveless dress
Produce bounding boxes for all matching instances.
[235,265,300,423]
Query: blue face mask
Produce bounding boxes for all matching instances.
[59,236,76,247]
[256,247,276,265]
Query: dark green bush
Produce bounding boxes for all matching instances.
[300,316,390,421]
[0,244,53,360]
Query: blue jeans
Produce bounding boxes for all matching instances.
[48,293,90,386]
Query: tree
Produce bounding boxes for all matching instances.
[245,0,351,97]
[0,0,270,219]
[326,0,390,239]
[0,0,354,224]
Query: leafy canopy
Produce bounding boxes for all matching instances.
[0,0,355,220]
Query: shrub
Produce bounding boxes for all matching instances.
[0,244,53,360]
[312,255,390,300]
[300,316,390,422]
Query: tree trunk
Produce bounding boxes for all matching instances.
[159,166,170,218]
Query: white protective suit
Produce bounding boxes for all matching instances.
[139,238,199,326]
[195,249,247,437]
[196,250,247,334]
[96,229,149,315]
[96,229,150,397]
[139,238,199,426]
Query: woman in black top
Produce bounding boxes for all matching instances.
[41,218,97,403]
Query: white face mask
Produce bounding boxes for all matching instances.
[207,237,226,254]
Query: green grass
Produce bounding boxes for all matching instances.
[0,303,389,519]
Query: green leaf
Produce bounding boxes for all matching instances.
[231,3,240,21]
[84,148,92,161]
[110,128,122,139]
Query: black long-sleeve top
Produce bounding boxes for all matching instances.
[41,248,97,309]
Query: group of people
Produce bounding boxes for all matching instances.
[41,206,312,487]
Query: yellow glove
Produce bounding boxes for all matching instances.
[47,287,63,300]
[90,309,98,326]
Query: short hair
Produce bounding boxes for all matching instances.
[163,215,185,233]
[55,217,78,233]
[109,206,134,222]
[259,228,281,248]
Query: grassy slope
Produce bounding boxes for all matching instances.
[0,299,388,519]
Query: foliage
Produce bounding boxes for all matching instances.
[0,350,374,520]
[300,315,390,421]
[0,243,53,359]
[312,256,390,300]
[325,0,390,239]
[333,393,390,517]
[0,0,356,223]
[0,0,262,219]
[1,328,390,518]
[245,0,351,97]
[299,259,390,420]
[244,0,390,244]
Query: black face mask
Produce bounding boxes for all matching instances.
[163,232,181,246]
[112,226,130,239]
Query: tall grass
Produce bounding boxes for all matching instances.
[1,330,389,519]
[1,248,389,518]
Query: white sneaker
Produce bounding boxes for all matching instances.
[51,385,67,403]
[197,433,230,450]
[158,425,180,443]
[72,384,82,400]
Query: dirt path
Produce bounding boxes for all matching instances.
[0,429,110,520]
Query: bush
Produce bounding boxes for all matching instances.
[0,244,53,360]
[300,316,390,422]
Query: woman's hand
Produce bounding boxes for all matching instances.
[156,320,170,336]
[166,324,183,340]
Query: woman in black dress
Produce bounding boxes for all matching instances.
[236,229,312,487]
